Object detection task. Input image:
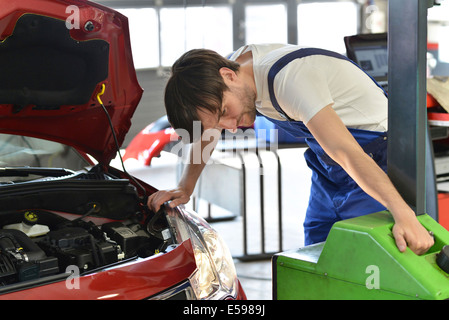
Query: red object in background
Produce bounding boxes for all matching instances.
[428,112,449,123]
[123,126,178,166]
[438,193,449,231]
[427,94,440,108]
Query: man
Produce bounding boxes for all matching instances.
[147,44,434,255]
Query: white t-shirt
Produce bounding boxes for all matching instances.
[229,44,388,132]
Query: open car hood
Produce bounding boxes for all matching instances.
[0,0,143,164]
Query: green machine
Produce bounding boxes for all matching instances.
[273,211,449,300]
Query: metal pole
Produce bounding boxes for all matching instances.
[388,0,429,215]
[256,150,265,255]
[274,150,283,252]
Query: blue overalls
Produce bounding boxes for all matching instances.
[260,48,388,245]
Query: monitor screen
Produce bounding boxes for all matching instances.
[353,45,388,79]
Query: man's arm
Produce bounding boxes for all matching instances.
[147,128,221,212]
[306,104,434,255]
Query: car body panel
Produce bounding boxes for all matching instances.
[0,239,196,300]
[0,0,143,164]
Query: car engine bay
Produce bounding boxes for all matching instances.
[0,167,174,289]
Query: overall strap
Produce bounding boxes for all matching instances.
[267,48,387,121]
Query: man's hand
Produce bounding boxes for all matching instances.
[147,187,191,212]
[392,218,434,255]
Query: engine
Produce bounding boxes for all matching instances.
[0,229,58,284]
[0,209,168,287]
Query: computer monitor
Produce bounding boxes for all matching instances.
[344,33,388,86]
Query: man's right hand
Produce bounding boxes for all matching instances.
[147,187,192,212]
[147,128,220,212]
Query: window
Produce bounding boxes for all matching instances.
[439,27,449,64]
[297,2,358,54]
[245,4,287,44]
[0,134,91,183]
[115,8,159,69]
[428,0,449,22]
[160,6,233,67]
[429,1,449,63]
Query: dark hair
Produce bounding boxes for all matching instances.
[164,49,240,142]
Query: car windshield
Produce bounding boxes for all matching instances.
[0,134,92,183]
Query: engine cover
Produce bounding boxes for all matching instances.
[0,229,58,285]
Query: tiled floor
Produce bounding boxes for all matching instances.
[121,146,312,300]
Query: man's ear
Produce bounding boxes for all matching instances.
[219,67,237,82]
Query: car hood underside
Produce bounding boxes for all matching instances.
[0,0,143,164]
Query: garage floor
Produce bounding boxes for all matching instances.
[122,146,312,300]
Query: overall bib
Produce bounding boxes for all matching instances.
[261,48,388,245]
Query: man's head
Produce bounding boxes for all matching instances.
[164,49,256,142]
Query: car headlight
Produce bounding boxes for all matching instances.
[189,227,237,299]
[165,206,238,300]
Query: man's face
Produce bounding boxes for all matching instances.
[198,72,257,133]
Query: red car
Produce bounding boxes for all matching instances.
[0,0,245,300]
[123,115,179,166]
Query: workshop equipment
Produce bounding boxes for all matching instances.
[273,211,449,300]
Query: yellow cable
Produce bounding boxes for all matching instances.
[97,83,106,105]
